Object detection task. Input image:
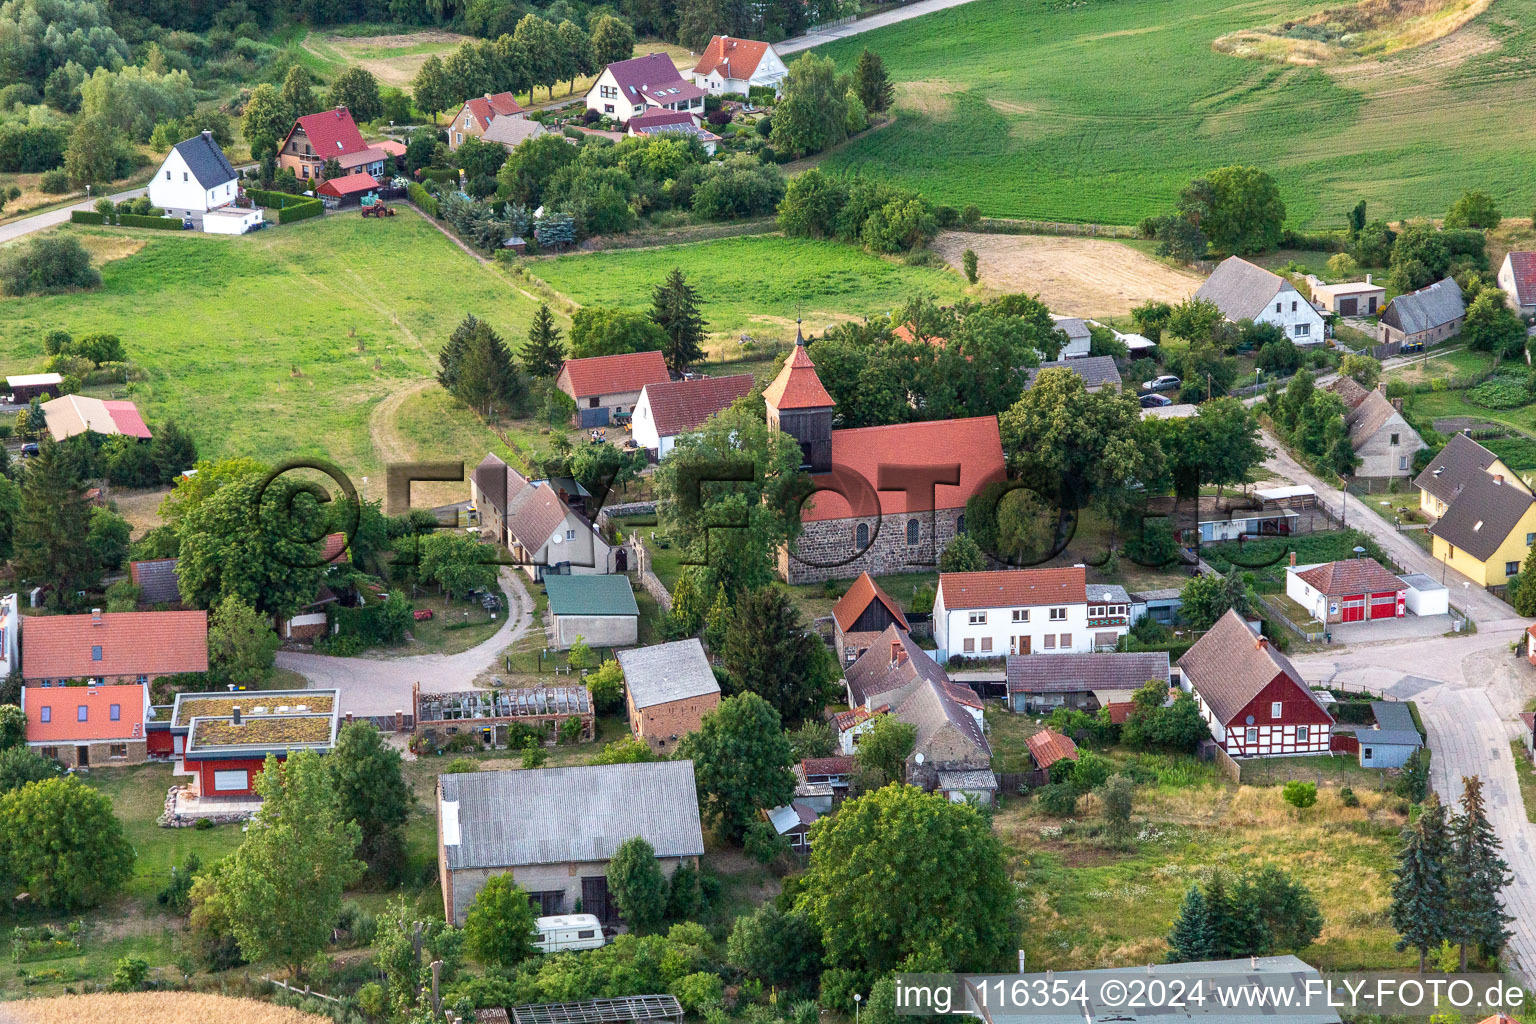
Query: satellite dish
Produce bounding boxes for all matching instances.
[1245,714,1255,725]
[551,533,564,544]
[914,752,924,764]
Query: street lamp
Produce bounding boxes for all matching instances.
[854,993,861,1024]
[361,475,368,503]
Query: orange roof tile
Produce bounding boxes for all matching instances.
[803,416,1006,522]
[1027,728,1078,769]
[690,36,772,80]
[22,611,208,680]
[24,682,147,743]
[558,351,670,399]
[832,572,911,633]
[1294,558,1402,597]
[938,567,1087,610]
[763,344,835,411]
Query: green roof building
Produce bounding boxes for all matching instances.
[543,575,640,650]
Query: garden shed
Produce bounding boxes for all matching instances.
[543,575,639,650]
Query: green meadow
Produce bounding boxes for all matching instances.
[812,0,1536,227]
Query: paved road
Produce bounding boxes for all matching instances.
[778,0,982,53]
[275,568,537,716]
[0,185,150,245]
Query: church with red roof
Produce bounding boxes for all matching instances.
[764,331,1007,583]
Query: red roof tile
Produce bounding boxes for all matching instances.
[375,139,407,156]
[804,416,1006,522]
[463,92,524,130]
[23,682,147,743]
[1506,252,1536,304]
[832,704,887,731]
[691,36,771,80]
[943,681,982,710]
[1106,701,1135,725]
[832,571,911,633]
[290,107,369,158]
[22,610,208,680]
[892,324,949,348]
[1027,728,1078,769]
[321,532,349,565]
[1294,558,1403,597]
[317,172,379,197]
[763,344,835,411]
[103,400,151,439]
[939,567,1085,610]
[642,374,753,437]
[802,755,855,776]
[558,351,670,399]
[629,109,697,130]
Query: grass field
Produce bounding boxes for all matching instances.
[1,993,329,1023]
[0,214,547,485]
[529,234,970,343]
[811,0,1536,227]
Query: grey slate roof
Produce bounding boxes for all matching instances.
[130,558,182,604]
[1054,318,1091,342]
[1346,390,1407,449]
[895,677,991,761]
[439,760,704,871]
[1006,651,1169,694]
[1194,256,1290,322]
[1366,701,1423,746]
[1413,432,1503,505]
[1086,583,1130,604]
[172,132,238,189]
[1381,276,1464,335]
[1426,468,1535,561]
[1025,356,1122,391]
[616,638,719,709]
[544,574,638,618]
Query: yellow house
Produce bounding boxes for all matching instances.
[1427,469,1536,586]
[1414,432,1528,519]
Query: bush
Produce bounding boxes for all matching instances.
[408,181,439,217]
[1281,780,1317,810]
[0,235,100,296]
[38,168,70,194]
[276,198,322,224]
[117,213,182,229]
[443,756,480,774]
[69,210,105,225]
[1034,782,1079,816]
[1467,377,1527,409]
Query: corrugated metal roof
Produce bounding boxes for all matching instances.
[615,639,719,708]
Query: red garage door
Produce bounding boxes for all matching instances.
[1369,591,1398,619]
[1341,596,1365,622]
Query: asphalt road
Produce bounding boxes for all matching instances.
[0,162,258,245]
[778,0,983,53]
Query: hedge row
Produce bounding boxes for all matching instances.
[418,168,457,185]
[246,187,310,209]
[407,181,438,217]
[117,213,183,230]
[275,198,323,224]
[70,211,105,224]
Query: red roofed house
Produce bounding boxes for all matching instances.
[689,35,788,97]
[1178,609,1335,758]
[556,350,672,428]
[278,107,388,182]
[631,373,753,459]
[20,609,209,768]
[626,108,721,155]
[934,567,1122,660]
[764,334,1007,583]
[41,395,152,442]
[830,571,910,664]
[447,92,525,150]
[1285,556,1405,624]
[1498,252,1536,315]
[316,171,380,202]
[586,52,704,123]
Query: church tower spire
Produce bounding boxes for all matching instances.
[763,324,834,473]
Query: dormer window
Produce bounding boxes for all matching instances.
[91,645,102,661]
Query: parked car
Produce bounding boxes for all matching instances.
[19,442,38,457]
[1139,393,1173,408]
[1141,375,1181,392]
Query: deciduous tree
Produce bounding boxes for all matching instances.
[589,15,635,68]
[608,836,668,932]
[678,693,795,842]
[278,65,318,124]
[567,305,668,359]
[770,54,847,158]
[412,55,452,122]
[329,721,413,885]
[0,776,133,910]
[207,594,279,687]
[1444,189,1501,230]
[853,713,915,788]
[1197,165,1285,255]
[727,903,823,998]
[240,83,289,159]
[463,874,537,967]
[327,67,383,123]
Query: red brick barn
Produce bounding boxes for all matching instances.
[1177,609,1335,758]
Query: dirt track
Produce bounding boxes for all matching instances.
[931,231,1202,317]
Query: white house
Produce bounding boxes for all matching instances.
[149,131,240,218]
[0,593,17,678]
[1497,251,1536,315]
[1194,256,1326,346]
[631,374,753,459]
[586,52,705,123]
[689,36,789,97]
[1051,316,1093,358]
[471,454,615,580]
[932,567,1130,660]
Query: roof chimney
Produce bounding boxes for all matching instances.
[91,608,102,624]
[1365,273,1372,285]
[1495,474,1505,485]
[1255,635,1268,650]
[1289,551,1296,567]
[231,705,242,725]
[201,129,212,141]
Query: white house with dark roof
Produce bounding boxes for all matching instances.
[470,453,614,579]
[1050,316,1093,358]
[1025,356,1121,392]
[1194,256,1325,345]
[149,130,240,217]
[1006,651,1169,713]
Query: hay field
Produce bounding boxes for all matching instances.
[0,993,327,1024]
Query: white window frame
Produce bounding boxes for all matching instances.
[1049,607,1066,621]
[1012,609,1028,622]
[968,611,987,625]
[1297,725,1309,743]
[213,769,250,792]
[1245,726,1258,743]
[1271,701,1282,719]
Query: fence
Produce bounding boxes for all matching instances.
[265,977,342,1004]
[1255,594,1324,642]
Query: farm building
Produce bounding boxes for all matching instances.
[764,334,1007,583]
[616,638,720,752]
[844,625,950,709]
[277,107,388,181]
[146,688,341,798]
[689,36,789,96]
[1338,387,1425,479]
[630,373,753,459]
[1005,651,1169,714]
[585,52,704,122]
[41,395,152,441]
[6,372,62,402]
[1026,729,1077,772]
[897,675,995,803]
[483,114,547,151]
[1310,277,1385,316]
[148,130,239,217]
[794,755,853,812]
[1194,256,1325,345]
[21,681,150,768]
[413,684,594,746]
[1024,356,1121,392]
[1285,558,1405,624]
[1178,610,1335,758]
[129,558,183,606]
[542,574,638,649]
[556,350,671,428]
[1356,701,1422,769]
[447,92,525,150]
[830,571,910,665]
[436,760,705,925]
[1498,252,1536,314]
[1049,316,1093,357]
[1378,277,1465,350]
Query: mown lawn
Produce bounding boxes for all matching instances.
[530,234,969,342]
[810,0,1536,227]
[1001,780,1413,971]
[0,214,546,485]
